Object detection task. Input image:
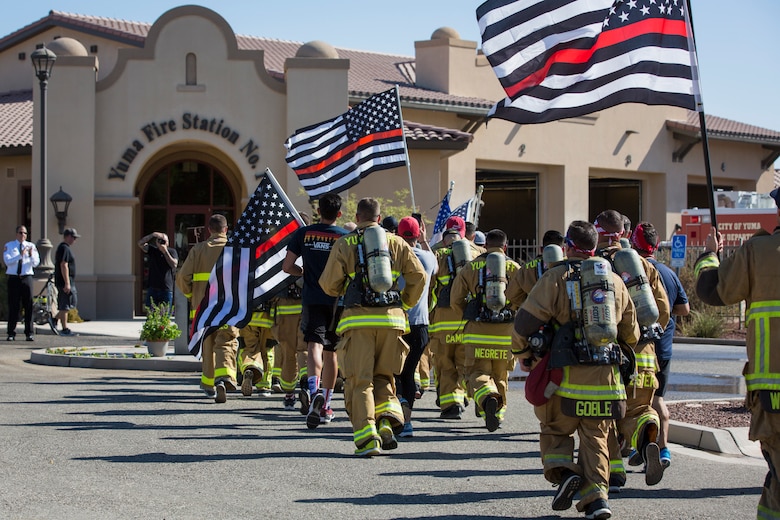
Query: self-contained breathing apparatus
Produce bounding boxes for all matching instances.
[528,259,634,383]
[463,252,515,323]
[343,225,400,307]
[437,238,471,308]
[600,246,663,342]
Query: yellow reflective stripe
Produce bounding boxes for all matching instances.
[745,300,780,391]
[463,333,511,346]
[437,275,453,285]
[189,309,196,318]
[543,453,573,465]
[248,315,274,328]
[214,367,236,379]
[693,253,719,279]
[354,423,378,446]
[635,352,656,369]
[182,292,192,299]
[631,413,658,450]
[336,314,407,334]
[201,374,214,386]
[757,503,780,519]
[556,366,626,400]
[192,272,211,282]
[429,320,467,333]
[474,385,498,404]
[375,399,402,417]
[276,304,302,315]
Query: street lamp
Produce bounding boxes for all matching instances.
[50,186,72,234]
[31,44,57,278]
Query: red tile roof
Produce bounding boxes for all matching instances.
[666,112,780,145]
[0,90,32,151]
[2,10,779,151]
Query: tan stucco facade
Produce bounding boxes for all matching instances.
[0,6,775,319]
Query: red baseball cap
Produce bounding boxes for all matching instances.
[444,216,465,238]
[398,216,420,239]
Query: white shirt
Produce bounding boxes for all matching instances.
[3,239,40,276]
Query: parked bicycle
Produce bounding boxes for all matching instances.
[31,274,59,336]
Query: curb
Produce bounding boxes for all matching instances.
[668,419,743,456]
[673,337,745,346]
[30,347,200,372]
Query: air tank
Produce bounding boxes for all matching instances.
[619,238,631,249]
[451,239,472,273]
[579,257,618,346]
[484,252,507,312]
[612,247,659,327]
[363,225,393,293]
[542,244,564,271]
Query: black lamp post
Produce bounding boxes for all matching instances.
[31,45,57,278]
[50,186,72,234]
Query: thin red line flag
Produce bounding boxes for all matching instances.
[284,87,408,197]
[477,0,701,124]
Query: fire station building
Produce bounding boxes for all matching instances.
[1,6,778,319]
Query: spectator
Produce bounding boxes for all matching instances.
[137,231,179,309]
[55,228,80,336]
[3,225,39,341]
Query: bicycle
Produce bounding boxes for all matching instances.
[31,274,60,336]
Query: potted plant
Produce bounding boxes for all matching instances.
[140,302,181,357]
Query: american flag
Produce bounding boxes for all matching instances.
[477,0,701,124]
[430,193,478,245]
[284,87,408,198]
[187,169,304,358]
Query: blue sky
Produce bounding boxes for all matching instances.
[2,1,778,140]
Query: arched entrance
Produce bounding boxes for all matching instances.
[137,159,237,314]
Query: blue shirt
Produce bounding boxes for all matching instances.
[648,257,689,360]
[398,246,436,326]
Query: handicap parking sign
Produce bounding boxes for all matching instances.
[670,234,687,268]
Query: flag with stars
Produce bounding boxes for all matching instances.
[477,0,701,124]
[187,169,304,358]
[284,86,408,198]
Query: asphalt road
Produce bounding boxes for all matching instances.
[0,332,767,520]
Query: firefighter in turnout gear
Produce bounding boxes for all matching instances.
[507,230,565,307]
[450,229,521,431]
[429,216,485,420]
[319,198,426,456]
[513,220,639,519]
[695,187,780,519]
[176,214,240,402]
[270,283,307,410]
[238,305,275,397]
[593,210,670,489]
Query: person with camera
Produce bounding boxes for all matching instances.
[138,231,179,309]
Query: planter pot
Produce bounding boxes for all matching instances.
[145,340,169,357]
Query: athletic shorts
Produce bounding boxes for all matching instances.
[57,284,78,311]
[301,304,340,352]
[655,358,671,398]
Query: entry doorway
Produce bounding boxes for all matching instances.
[138,160,236,314]
[589,178,641,227]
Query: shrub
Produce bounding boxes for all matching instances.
[679,309,725,338]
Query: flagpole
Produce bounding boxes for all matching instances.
[264,167,305,225]
[394,85,416,209]
[685,0,718,234]
[472,185,484,228]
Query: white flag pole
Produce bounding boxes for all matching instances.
[472,184,484,228]
[394,85,416,209]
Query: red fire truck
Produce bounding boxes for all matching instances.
[679,191,777,246]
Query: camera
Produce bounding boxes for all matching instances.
[412,212,422,225]
[156,237,166,246]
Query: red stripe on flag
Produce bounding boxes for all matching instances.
[293,128,403,176]
[255,220,300,259]
[505,18,689,98]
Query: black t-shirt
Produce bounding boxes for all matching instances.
[54,242,75,288]
[146,245,178,292]
[287,223,347,305]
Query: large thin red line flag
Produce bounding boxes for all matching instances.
[187,169,304,358]
[284,87,408,198]
[477,0,701,124]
